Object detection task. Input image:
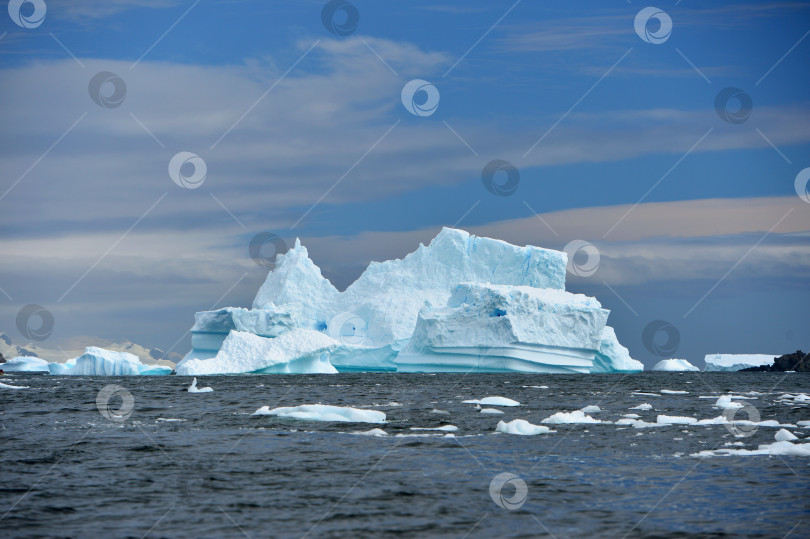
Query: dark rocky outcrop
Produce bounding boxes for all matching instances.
[0,352,5,363]
[741,350,808,372]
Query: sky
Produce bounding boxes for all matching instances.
[1,0,809,368]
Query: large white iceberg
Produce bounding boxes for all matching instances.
[179,227,641,374]
[50,347,173,376]
[1,356,50,372]
[704,353,776,372]
[651,359,700,372]
[177,329,337,375]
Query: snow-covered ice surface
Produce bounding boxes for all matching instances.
[177,330,338,375]
[704,353,776,372]
[651,359,700,372]
[180,227,641,374]
[3,372,808,537]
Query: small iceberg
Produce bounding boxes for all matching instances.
[188,378,213,393]
[496,419,553,435]
[252,404,386,424]
[580,405,601,413]
[481,408,505,414]
[651,359,699,372]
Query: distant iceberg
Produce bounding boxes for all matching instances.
[177,228,642,374]
[1,356,50,373]
[704,353,776,372]
[651,359,700,372]
[50,347,172,376]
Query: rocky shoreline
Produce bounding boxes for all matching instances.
[741,351,808,372]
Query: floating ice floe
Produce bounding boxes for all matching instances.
[692,441,810,457]
[657,415,698,425]
[703,353,776,372]
[1,356,50,372]
[354,428,389,436]
[659,389,689,395]
[49,347,172,376]
[542,410,605,424]
[0,381,28,389]
[481,408,505,414]
[252,404,386,423]
[580,405,601,413]
[496,419,553,435]
[462,396,520,407]
[177,228,642,374]
[651,359,700,372]
[774,429,798,442]
[177,330,338,375]
[714,395,745,410]
[188,378,213,393]
[630,403,653,410]
[410,425,458,432]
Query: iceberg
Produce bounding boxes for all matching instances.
[1,356,50,373]
[50,347,172,376]
[177,330,338,375]
[180,227,641,374]
[704,353,776,372]
[651,359,700,372]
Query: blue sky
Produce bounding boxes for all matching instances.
[1,0,809,367]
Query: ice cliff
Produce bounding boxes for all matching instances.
[177,227,642,374]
